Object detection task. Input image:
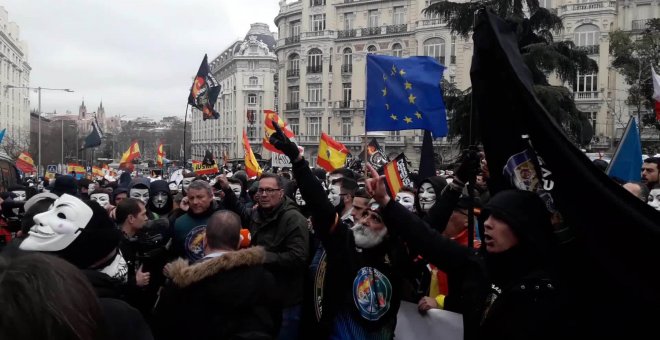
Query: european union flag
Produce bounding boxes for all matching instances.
[366,54,447,137]
[607,117,642,182]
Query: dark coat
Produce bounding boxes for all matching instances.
[222,188,309,307]
[155,247,281,340]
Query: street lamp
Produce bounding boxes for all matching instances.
[4,85,74,176]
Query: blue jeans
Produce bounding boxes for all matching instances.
[278,304,302,340]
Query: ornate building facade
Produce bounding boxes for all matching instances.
[190,23,278,161]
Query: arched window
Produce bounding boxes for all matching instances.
[288,53,300,77]
[367,45,377,54]
[392,43,403,58]
[307,48,323,73]
[574,24,599,54]
[343,47,353,73]
[423,38,445,64]
[249,77,258,85]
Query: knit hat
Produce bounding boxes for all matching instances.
[51,175,78,197]
[20,194,121,269]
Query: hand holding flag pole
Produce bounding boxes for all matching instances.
[269,120,301,162]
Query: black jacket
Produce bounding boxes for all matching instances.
[222,187,309,307]
[155,247,281,340]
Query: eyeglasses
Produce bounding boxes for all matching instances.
[257,188,281,195]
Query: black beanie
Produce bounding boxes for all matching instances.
[52,176,78,197]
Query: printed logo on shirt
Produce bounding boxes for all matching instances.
[184,225,206,262]
[352,267,392,321]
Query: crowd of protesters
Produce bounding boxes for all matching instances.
[1,127,658,340]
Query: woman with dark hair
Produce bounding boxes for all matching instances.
[0,252,105,340]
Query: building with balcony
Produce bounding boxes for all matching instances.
[0,6,31,149]
[191,23,278,161]
[274,0,467,167]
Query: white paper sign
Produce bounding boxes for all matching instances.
[394,301,463,340]
[272,153,292,168]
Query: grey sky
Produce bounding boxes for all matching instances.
[2,0,279,119]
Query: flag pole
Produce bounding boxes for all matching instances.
[183,104,189,170]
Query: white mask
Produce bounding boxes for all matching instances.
[229,183,242,198]
[151,192,168,209]
[168,182,179,193]
[648,189,660,211]
[20,194,93,252]
[88,183,97,192]
[418,182,436,213]
[352,222,388,249]
[182,178,194,191]
[295,188,305,206]
[130,188,150,205]
[327,174,342,188]
[12,190,26,201]
[90,193,110,208]
[395,192,415,212]
[328,185,341,207]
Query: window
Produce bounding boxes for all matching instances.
[310,0,325,6]
[368,10,379,28]
[392,43,403,57]
[288,53,300,76]
[344,13,355,30]
[342,117,352,136]
[575,72,598,97]
[308,84,322,102]
[249,77,258,85]
[539,0,551,8]
[450,36,456,64]
[311,14,326,32]
[289,86,299,103]
[307,117,320,136]
[342,48,353,72]
[588,112,597,132]
[289,118,299,135]
[423,38,446,65]
[248,94,257,105]
[367,45,377,54]
[291,21,301,37]
[342,83,352,105]
[574,24,599,54]
[248,60,257,70]
[247,125,257,139]
[307,48,322,73]
[393,7,405,25]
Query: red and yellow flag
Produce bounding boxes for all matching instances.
[243,130,262,178]
[120,141,141,170]
[383,154,413,196]
[92,166,104,177]
[317,133,348,172]
[262,109,297,154]
[16,152,35,173]
[67,163,85,174]
[156,143,165,167]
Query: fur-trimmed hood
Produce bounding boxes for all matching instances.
[167,246,266,288]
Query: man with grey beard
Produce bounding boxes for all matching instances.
[269,123,410,339]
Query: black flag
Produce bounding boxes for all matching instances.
[188,54,221,120]
[472,10,660,336]
[417,130,436,182]
[202,149,215,166]
[81,118,103,149]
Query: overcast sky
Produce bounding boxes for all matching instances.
[2,0,279,119]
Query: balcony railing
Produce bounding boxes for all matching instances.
[285,103,299,110]
[286,69,300,77]
[332,100,364,109]
[338,29,357,39]
[305,101,323,108]
[278,1,302,14]
[244,84,263,90]
[575,91,599,100]
[361,27,381,36]
[342,64,353,73]
[418,18,445,27]
[576,45,599,55]
[285,35,300,45]
[301,30,337,39]
[307,65,323,74]
[386,24,407,34]
[335,135,362,143]
[632,19,651,31]
[434,56,446,65]
[557,1,616,15]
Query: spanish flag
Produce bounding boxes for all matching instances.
[263,109,297,154]
[16,152,35,173]
[67,163,85,174]
[383,153,413,196]
[317,133,348,172]
[243,130,262,178]
[120,141,141,170]
[156,143,165,167]
[92,166,104,177]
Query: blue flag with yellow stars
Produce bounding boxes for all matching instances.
[366,54,447,137]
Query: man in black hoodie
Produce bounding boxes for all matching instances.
[147,180,173,218]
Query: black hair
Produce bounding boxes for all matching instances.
[115,198,144,225]
[354,188,372,200]
[259,172,284,189]
[643,157,660,168]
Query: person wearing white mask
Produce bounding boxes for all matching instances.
[647,184,660,211]
[394,187,416,213]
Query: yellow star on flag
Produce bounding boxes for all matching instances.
[404,116,413,124]
[404,81,412,90]
[392,64,397,74]
[399,69,406,76]
[382,87,388,96]
[415,112,422,119]
[390,114,398,120]
[408,93,416,104]
[383,74,388,81]
[385,103,390,110]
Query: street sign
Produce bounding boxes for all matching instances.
[47,165,57,174]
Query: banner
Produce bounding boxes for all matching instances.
[191,160,219,175]
[383,153,413,196]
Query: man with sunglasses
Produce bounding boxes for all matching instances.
[217,172,309,340]
[268,122,410,339]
